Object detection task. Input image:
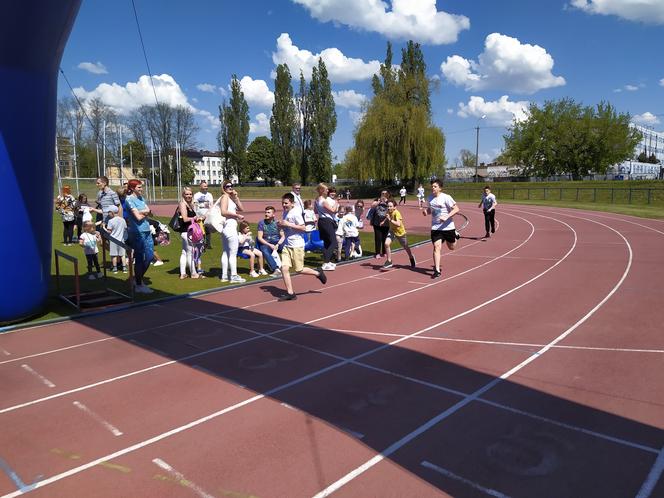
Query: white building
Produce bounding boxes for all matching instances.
[184,150,238,185]
[611,125,664,179]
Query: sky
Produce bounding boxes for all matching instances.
[59,0,664,168]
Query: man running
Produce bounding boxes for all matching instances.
[478,185,497,238]
[422,178,458,278]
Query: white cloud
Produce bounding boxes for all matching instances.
[441,33,565,94]
[272,33,381,84]
[660,78,664,87]
[332,90,367,109]
[292,0,470,45]
[571,0,664,24]
[239,76,274,108]
[631,112,660,125]
[250,113,271,134]
[349,110,366,126]
[447,108,454,114]
[73,74,193,116]
[625,84,639,91]
[196,83,217,93]
[457,96,530,126]
[77,61,108,75]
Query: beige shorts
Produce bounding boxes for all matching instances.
[281,246,305,272]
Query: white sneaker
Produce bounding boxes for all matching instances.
[153,260,164,267]
[271,269,282,278]
[87,274,96,280]
[328,263,336,271]
[230,275,246,283]
[321,262,334,271]
[96,272,103,278]
[249,270,259,278]
[220,276,229,283]
[258,269,268,276]
[135,284,153,294]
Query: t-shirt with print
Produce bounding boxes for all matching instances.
[79,232,98,255]
[258,219,281,244]
[481,193,497,211]
[428,193,456,231]
[389,209,406,237]
[194,191,214,216]
[341,213,359,238]
[282,206,305,248]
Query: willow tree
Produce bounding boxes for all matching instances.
[347,41,445,183]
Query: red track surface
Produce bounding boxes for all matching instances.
[1,203,663,498]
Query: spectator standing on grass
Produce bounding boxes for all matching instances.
[219,180,246,283]
[92,176,122,223]
[104,205,128,273]
[399,185,407,205]
[276,193,327,301]
[194,181,214,249]
[315,183,339,271]
[422,178,458,279]
[178,187,202,279]
[291,182,305,212]
[478,185,497,238]
[383,200,415,269]
[74,193,91,239]
[79,221,102,279]
[370,189,391,259]
[257,206,285,276]
[125,179,154,294]
[55,185,76,246]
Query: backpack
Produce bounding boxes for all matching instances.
[187,220,204,244]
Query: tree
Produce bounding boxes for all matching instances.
[503,98,641,179]
[295,72,311,184]
[217,101,231,179]
[270,64,298,184]
[225,75,250,182]
[309,58,337,183]
[247,136,276,184]
[459,149,477,169]
[346,41,446,184]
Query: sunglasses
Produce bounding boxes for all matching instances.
[224,185,232,189]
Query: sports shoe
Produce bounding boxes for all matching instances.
[220,276,229,283]
[96,272,103,278]
[122,267,128,273]
[432,269,441,279]
[278,293,297,301]
[491,228,495,233]
[230,275,246,283]
[87,274,96,280]
[409,256,416,268]
[112,268,119,274]
[271,268,282,278]
[258,268,268,276]
[455,230,461,240]
[328,262,336,271]
[153,260,164,267]
[249,270,259,278]
[317,268,327,285]
[382,260,393,269]
[321,262,334,271]
[137,284,154,294]
[485,232,490,238]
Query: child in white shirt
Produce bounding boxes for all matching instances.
[79,221,102,279]
[341,205,361,259]
[238,221,268,278]
[105,206,128,273]
[303,199,317,232]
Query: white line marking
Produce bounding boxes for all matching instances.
[280,402,296,410]
[421,461,511,498]
[1,348,10,356]
[20,364,55,388]
[636,446,664,498]
[311,213,633,497]
[152,458,216,498]
[72,401,123,437]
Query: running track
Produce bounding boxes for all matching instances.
[1,203,663,497]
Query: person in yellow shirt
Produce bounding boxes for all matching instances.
[382,200,416,269]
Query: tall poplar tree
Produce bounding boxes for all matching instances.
[270,64,297,184]
[225,75,250,182]
[309,58,337,183]
[295,71,311,184]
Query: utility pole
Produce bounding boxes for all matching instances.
[474,115,486,183]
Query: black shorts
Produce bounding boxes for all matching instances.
[431,229,456,244]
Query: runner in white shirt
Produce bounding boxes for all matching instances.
[276,193,327,301]
[421,178,459,278]
[417,184,425,207]
[399,186,407,205]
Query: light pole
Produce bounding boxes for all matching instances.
[474,114,486,182]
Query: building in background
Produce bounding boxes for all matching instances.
[184,150,238,185]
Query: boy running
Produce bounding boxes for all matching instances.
[422,178,458,278]
[277,193,327,301]
[478,185,497,238]
[383,200,416,269]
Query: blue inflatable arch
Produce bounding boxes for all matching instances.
[1,1,82,322]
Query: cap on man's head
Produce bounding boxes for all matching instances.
[106,205,119,214]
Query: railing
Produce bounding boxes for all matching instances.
[445,187,664,206]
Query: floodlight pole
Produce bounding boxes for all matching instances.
[474,126,480,183]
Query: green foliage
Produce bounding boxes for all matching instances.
[347,41,445,184]
[225,75,250,182]
[270,64,298,184]
[504,98,642,179]
[308,59,337,183]
[247,136,276,184]
[295,72,311,184]
[459,149,477,169]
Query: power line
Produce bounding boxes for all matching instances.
[131,0,160,109]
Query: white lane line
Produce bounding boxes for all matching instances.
[20,364,55,388]
[1,348,10,356]
[636,446,664,498]
[0,213,533,417]
[72,401,123,437]
[152,458,216,498]
[280,402,296,410]
[421,461,511,498]
[311,212,633,497]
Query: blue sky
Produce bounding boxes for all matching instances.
[59,0,664,167]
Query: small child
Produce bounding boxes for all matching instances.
[303,199,316,232]
[340,205,361,259]
[79,221,102,279]
[238,221,268,278]
[383,200,415,269]
[104,206,128,273]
